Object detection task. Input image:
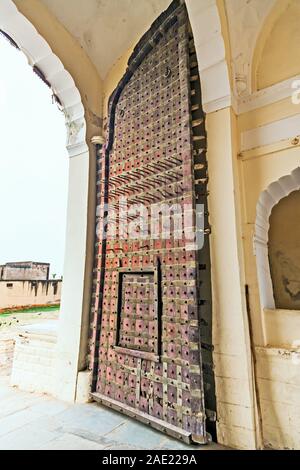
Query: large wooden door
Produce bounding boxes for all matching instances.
[89,0,215,444]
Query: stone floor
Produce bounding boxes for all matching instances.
[0,377,224,450]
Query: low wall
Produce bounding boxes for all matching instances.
[0,334,15,376]
[0,280,61,310]
[10,321,58,394]
[256,346,300,449]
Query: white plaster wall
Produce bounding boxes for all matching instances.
[238,83,300,450]
[54,150,89,402]
[256,346,300,449]
[206,108,257,449]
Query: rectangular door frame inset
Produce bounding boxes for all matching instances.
[113,261,162,363]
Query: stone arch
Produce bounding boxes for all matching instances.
[254,167,300,309]
[185,0,232,113]
[251,0,299,92]
[0,0,92,402]
[0,0,88,157]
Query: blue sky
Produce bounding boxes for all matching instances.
[0,34,68,276]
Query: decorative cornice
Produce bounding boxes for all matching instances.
[225,0,276,99]
[239,136,300,162]
[0,0,88,158]
[238,74,300,114]
[241,114,300,152]
[67,141,90,159]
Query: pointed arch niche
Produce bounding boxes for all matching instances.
[254,167,300,347]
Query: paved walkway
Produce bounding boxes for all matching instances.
[0,377,223,450]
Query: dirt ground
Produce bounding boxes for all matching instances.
[0,308,59,335]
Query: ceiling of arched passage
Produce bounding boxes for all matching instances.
[33,0,281,100]
[38,0,171,80]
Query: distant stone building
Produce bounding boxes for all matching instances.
[0,262,61,311]
[0,262,50,281]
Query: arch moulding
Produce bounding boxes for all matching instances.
[0,0,88,158]
[1,0,233,130]
[0,0,92,402]
[254,167,300,309]
[185,0,232,113]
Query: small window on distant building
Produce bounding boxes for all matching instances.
[6,283,13,288]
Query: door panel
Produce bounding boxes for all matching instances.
[89,0,214,444]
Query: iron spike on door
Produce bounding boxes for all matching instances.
[89,0,215,445]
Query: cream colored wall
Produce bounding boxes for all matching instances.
[12,0,104,400]
[206,108,257,449]
[229,0,300,447]
[238,0,300,425]
[238,65,300,448]
[103,47,132,118]
[238,97,300,133]
[99,16,257,450]
[254,0,300,91]
[0,281,61,309]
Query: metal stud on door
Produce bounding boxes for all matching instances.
[89,0,214,444]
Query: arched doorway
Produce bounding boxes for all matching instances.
[0,0,259,450]
[0,0,90,401]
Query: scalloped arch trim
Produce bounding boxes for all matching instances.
[254,167,300,309]
[0,0,88,158]
[185,0,232,113]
